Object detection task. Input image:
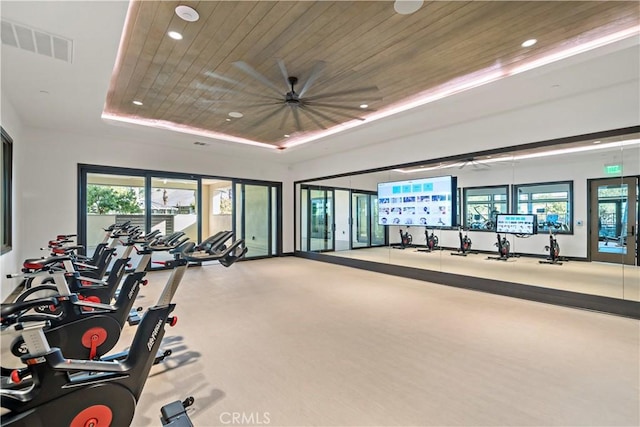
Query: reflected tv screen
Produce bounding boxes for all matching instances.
[495,214,538,235]
[377,176,457,227]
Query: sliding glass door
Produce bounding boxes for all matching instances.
[150,176,198,266]
[351,191,386,248]
[235,181,280,258]
[85,172,145,257]
[308,188,334,252]
[80,165,281,268]
[299,187,386,252]
[352,192,370,248]
[371,195,386,246]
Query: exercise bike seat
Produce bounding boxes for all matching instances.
[22,256,71,270]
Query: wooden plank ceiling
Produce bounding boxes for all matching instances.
[105,1,639,147]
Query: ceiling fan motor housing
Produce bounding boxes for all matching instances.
[286,76,300,104]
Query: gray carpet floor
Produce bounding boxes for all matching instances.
[125,257,639,426]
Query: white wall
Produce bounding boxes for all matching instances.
[0,126,292,294]
[0,96,24,300]
[290,78,639,182]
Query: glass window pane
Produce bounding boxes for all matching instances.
[464,186,507,231]
[371,195,385,245]
[150,177,198,266]
[86,173,145,257]
[202,179,232,238]
[515,182,572,233]
[301,188,308,251]
[352,193,369,248]
[243,184,270,257]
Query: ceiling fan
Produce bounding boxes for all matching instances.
[198,59,380,134]
[458,158,491,170]
[457,156,518,170]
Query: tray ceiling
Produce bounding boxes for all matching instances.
[104,1,639,149]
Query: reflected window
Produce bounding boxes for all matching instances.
[515,181,572,234]
[463,186,508,231]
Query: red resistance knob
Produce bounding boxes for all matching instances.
[168,316,178,327]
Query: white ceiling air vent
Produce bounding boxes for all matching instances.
[1,19,73,63]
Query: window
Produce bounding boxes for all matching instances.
[514,181,573,234]
[1,128,13,254]
[463,186,508,231]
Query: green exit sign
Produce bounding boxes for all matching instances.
[604,164,623,175]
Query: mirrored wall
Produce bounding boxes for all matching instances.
[295,130,640,305]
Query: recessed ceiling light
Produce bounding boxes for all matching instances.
[175,5,199,22]
[593,140,602,144]
[168,31,183,40]
[522,39,537,47]
[394,0,424,15]
[284,134,290,138]
[132,100,143,106]
[360,104,368,109]
[229,111,243,118]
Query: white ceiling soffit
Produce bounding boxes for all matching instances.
[1,18,72,63]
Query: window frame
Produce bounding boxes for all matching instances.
[462,185,509,232]
[512,180,574,234]
[1,127,13,254]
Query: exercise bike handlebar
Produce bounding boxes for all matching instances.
[146,235,189,252]
[1,297,60,323]
[6,267,63,279]
[103,220,131,232]
[181,239,247,263]
[56,234,77,240]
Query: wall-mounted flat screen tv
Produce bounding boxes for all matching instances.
[377,176,457,227]
[495,214,538,235]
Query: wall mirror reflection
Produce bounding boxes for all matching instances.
[296,131,639,304]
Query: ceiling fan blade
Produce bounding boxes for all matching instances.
[304,85,378,101]
[232,101,284,109]
[195,82,280,101]
[291,106,303,132]
[300,106,342,126]
[307,105,366,121]
[298,61,326,98]
[194,83,238,93]
[203,71,246,87]
[310,95,383,102]
[305,102,376,112]
[299,105,327,130]
[232,61,283,96]
[251,104,287,128]
[276,59,290,90]
[279,106,291,130]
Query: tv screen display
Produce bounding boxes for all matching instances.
[495,214,538,235]
[377,176,457,227]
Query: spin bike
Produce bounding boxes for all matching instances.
[393,228,413,249]
[417,227,439,252]
[0,236,248,427]
[451,227,473,256]
[539,226,564,265]
[487,233,511,261]
[0,235,186,369]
